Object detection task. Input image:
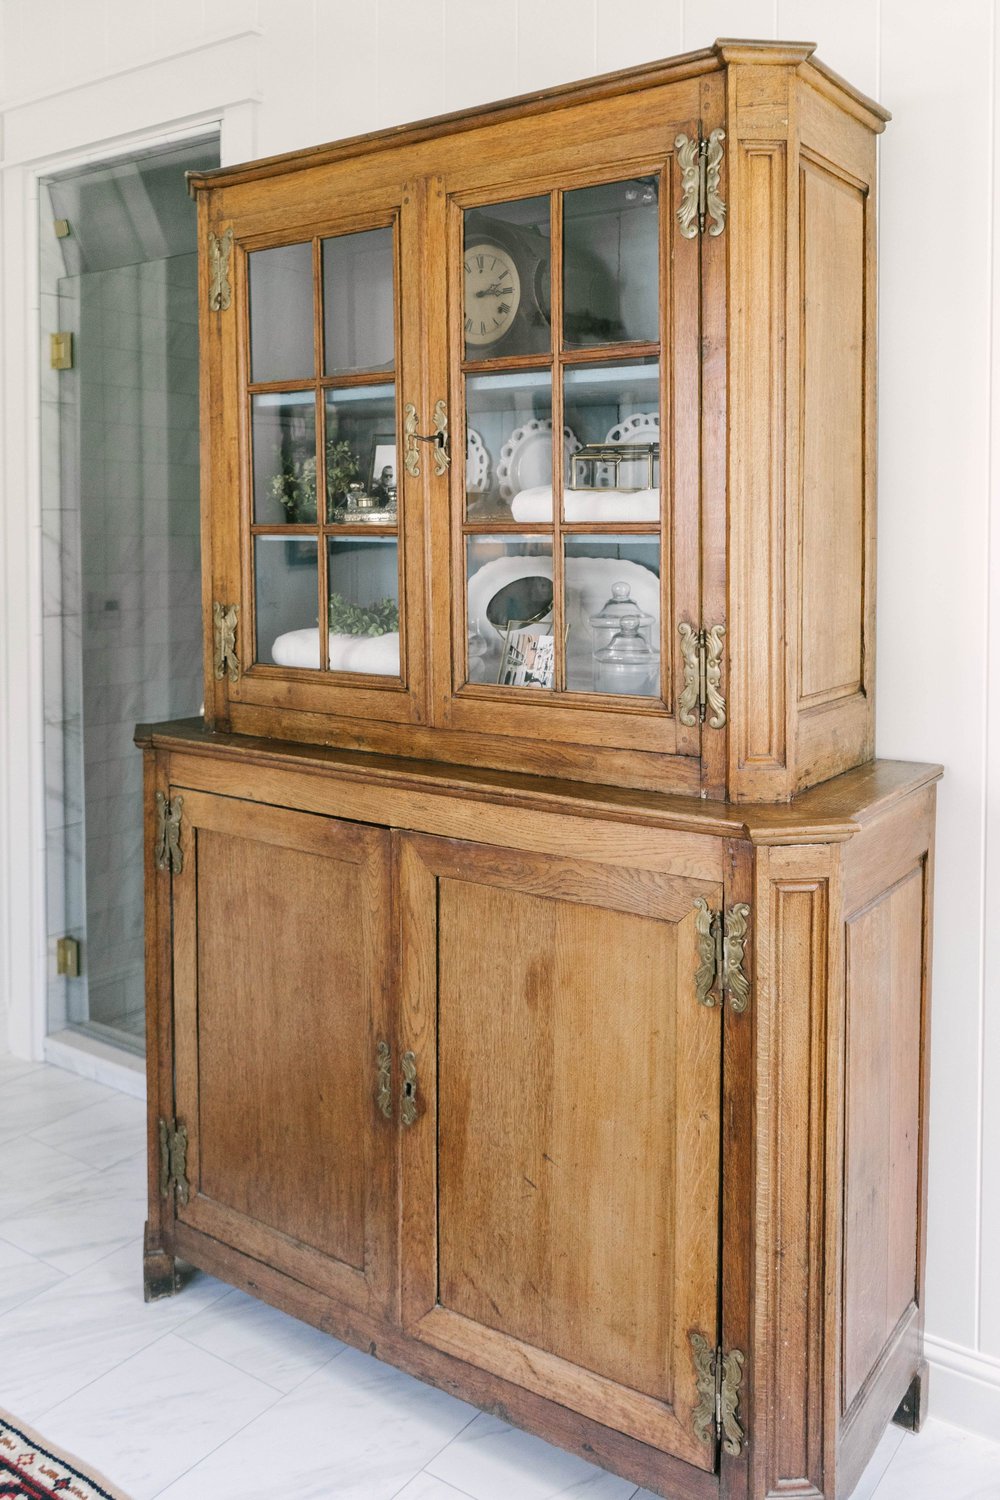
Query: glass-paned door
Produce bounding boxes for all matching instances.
[432,123,703,761]
[218,186,426,727]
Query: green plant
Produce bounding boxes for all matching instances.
[325,439,361,501]
[327,592,399,636]
[270,454,317,522]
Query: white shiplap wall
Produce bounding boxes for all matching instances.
[1,0,998,1437]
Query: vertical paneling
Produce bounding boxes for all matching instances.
[515,0,597,95]
[877,0,994,1363]
[314,3,379,142]
[979,0,1000,1369]
[377,0,446,129]
[443,0,518,113]
[680,1,775,52]
[595,0,682,74]
[777,0,879,100]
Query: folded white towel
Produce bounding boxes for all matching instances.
[509,484,659,523]
[271,629,400,676]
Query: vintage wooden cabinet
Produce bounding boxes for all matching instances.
[139,38,939,1500]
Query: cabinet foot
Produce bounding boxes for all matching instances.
[143,1223,180,1302]
[891,1361,928,1433]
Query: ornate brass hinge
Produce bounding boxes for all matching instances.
[690,1332,746,1456]
[376,1041,393,1119]
[208,228,233,311]
[693,899,751,1013]
[678,622,726,729]
[675,130,726,238]
[154,792,184,876]
[213,601,240,683]
[158,1118,190,1207]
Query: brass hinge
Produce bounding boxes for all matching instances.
[213,601,240,683]
[675,130,726,238]
[208,228,233,312]
[678,622,726,729]
[693,899,751,1013]
[157,1118,190,1207]
[690,1332,746,1456]
[56,935,80,977]
[154,791,184,876]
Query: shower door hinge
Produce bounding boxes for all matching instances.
[675,130,726,238]
[154,792,184,876]
[213,601,240,683]
[56,936,80,977]
[50,332,73,369]
[690,1333,747,1455]
[157,1118,190,1207]
[693,899,751,1013]
[208,227,233,312]
[678,622,726,729]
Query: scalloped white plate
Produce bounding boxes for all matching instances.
[496,418,581,502]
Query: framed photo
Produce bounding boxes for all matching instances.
[370,435,397,490]
[498,626,555,689]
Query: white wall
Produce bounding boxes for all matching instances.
[1,0,998,1440]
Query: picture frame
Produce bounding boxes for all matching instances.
[498,626,556,689]
[369,435,397,490]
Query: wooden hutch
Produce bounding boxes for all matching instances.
[138,39,938,1500]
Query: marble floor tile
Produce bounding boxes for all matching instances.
[0,1068,113,1144]
[0,1055,45,1089]
[392,1475,482,1500]
[0,1239,229,1422]
[0,1134,98,1221]
[155,1345,478,1500]
[426,1413,638,1500]
[0,1148,146,1273]
[173,1285,345,1392]
[30,1091,146,1169]
[0,1236,66,1315]
[37,1331,281,1500]
[871,1419,1000,1499]
[848,1422,905,1500]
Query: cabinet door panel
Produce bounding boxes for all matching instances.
[172,790,393,1316]
[399,834,722,1468]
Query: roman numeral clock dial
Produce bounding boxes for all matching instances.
[463,242,522,347]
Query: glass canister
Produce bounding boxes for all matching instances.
[588,581,654,654]
[593,615,656,696]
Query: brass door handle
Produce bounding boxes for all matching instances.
[403,400,449,478]
[401,1050,418,1126]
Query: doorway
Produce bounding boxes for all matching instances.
[41,136,219,1057]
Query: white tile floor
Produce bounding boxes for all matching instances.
[1,1055,998,1500]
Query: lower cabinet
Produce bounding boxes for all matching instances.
[140,728,939,1500]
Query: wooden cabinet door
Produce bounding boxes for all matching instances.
[171,789,394,1318]
[398,833,724,1469]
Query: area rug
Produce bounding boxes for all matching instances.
[0,1410,129,1499]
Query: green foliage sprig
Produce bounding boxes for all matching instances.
[270,438,362,522]
[327,592,399,637]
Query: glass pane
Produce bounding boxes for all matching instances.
[327,538,400,676]
[248,242,314,382]
[466,536,554,687]
[564,534,660,698]
[252,392,316,523]
[464,196,550,360]
[563,176,659,348]
[254,536,319,667]
[323,227,395,375]
[465,371,560,522]
[325,385,397,522]
[563,359,659,523]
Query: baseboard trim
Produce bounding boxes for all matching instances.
[44,1028,146,1100]
[925,1333,1000,1438]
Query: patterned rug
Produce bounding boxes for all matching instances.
[0,1410,129,1499]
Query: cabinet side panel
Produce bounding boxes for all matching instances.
[752,844,834,1498]
[842,865,924,1410]
[798,159,865,707]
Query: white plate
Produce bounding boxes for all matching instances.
[605,410,659,444]
[466,429,490,494]
[467,553,660,650]
[496,418,581,501]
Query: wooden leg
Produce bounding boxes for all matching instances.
[891,1361,928,1433]
[143,1221,180,1302]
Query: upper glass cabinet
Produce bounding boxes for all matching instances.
[456,178,667,708]
[245,224,402,679]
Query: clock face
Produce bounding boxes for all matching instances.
[464,242,522,347]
